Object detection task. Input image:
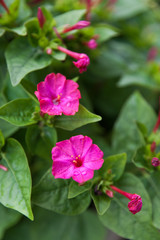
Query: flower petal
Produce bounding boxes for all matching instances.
[52,161,74,179]
[52,146,73,162]
[56,139,75,157]
[70,135,84,156]
[83,144,104,170]
[72,167,94,184]
[45,73,66,96]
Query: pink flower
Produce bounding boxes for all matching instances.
[52,135,104,184]
[34,73,81,116]
[151,157,160,167]
[86,39,98,49]
[62,21,90,33]
[110,185,142,215]
[128,194,143,215]
[37,7,46,28]
[57,46,90,73]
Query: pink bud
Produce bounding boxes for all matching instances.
[150,141,156,152]
[106,190,114,198]
[110,185,142,215]
[128,194,142,215]
[147,47,158,62]
[86,39,98,49]
[0,164,8,171]
[46,48,52,55]
[57,46,90,73]
[152,157,160,167]
[0,0,9,14]
[62,21,90,33]
[37,7,46,28]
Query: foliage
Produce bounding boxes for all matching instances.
[0,0,160,240]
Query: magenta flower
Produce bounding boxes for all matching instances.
[110,185,142,215]
[34,73,81,116]
[128,194,143,215]
[86,39,98,49]
[37,7,46,28]
[57,46,90,73]
[151,157,160,167]
[52,135,104,184]
[62,21,90,33]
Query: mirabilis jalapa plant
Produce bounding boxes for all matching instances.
[0,0,160,240]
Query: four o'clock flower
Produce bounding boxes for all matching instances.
[151,157,160,167]
[110,185,142,214]
[0,0,9,14]
[62,21,90,33]
[34,73,81,116]
[52,135,104,184]
[57,46,90,73]
[37,7,46,28]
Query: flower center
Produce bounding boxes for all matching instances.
[72,155,82,167]
[53,94,61,105]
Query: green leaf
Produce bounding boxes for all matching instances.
[0,99,38,126]
[1,25,27,36]
[99,153,127,181]
[0,29,5,37]
[0,130,5,150]
[21,79,38,102]
[111,0,148,20]
[143,172,160,229]
[118,73,160,91]
[91,189,111,215]
[0,204,20,240]
[68,180,92,199]
[26,125,57,160]
[55,9,86,27]
[134,222,160,240]
[54,104,102,130]
[112,92,156,161]
[94,25,118,43]
[99,173,152,239]
[3,208,106,240]
[25,18,41,46]
[5,38,52,86]
[133,145,153,171]
[32,169,91,215]
[52,51,66,61]
[0,138,33,220]
[0,120,18,138]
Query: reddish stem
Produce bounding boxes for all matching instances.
[110,185,132,200]
[57,46,81,60]
[0,0,9,14]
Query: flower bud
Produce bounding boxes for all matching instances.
[37,7,46,28]
[151,157,160,167]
